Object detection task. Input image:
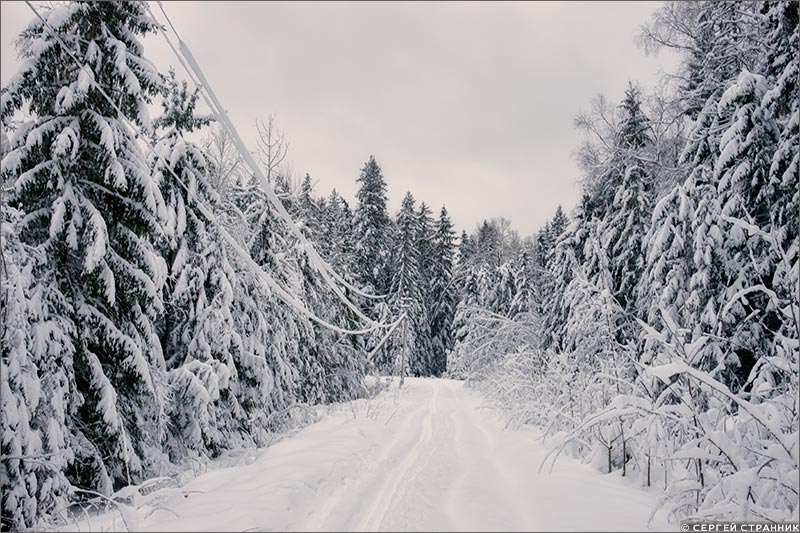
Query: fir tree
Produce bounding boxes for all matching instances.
[352,155,391,295]
[550,205,568,238]
[713,69,781,389]
[458,230,476,265]
[535,221,553,269]
[639,179,695,366]
[413,202,436,376]
[542,195,596,351]
[429,206,456,376]
[232,181,299,418]
[386,192,421,374]
[2,0,167,496]
[602,163,649,313]
[296,173,321,239]
[536,205,568,269]
[510,247,537,318]
[151,70,254,458]
[761,0,799,263]
[1,205,73,531]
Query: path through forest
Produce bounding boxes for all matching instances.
[65,379,673,532]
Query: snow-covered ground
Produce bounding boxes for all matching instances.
[60,378,673,532]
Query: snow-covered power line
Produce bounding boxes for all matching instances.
[152,0,389,312]
[156,0,389,300]
[366,312,406,362]
[20,0,394,336]
[150,1,389,308]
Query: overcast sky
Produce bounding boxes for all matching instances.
[1,1,678,235]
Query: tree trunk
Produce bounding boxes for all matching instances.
[622,438,627,477]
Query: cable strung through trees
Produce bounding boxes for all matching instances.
[150,1,389,305]
[21,0,399,337]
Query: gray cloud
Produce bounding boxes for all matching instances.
[1,1,678,235]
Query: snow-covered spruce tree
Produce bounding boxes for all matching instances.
[601,163,649,318]
[1,0,168,497]
[351,156,395,370]
[600,86,652,321]
[530,206,566,315]
[447,272,478,380]
[316,192,334,262]
[616,83,651,153]
[541,194,597,351]
[754,0,799,430]
[319,189,356,273]
[428,206,456,376]
[291,175,333,385]
[1,204,73,530]
[296,173,321,239]
[412,202,436,376]
[559,85,653,376]
[549,205,568,249]
[545,204,569,260]
[457,229,476,265]
[319,192,366,385]
[760,0,799,285]
[660,91,729,380]
[486,262,518,318]
[509,247,537,318]
[598,174,694,487]
[639,179,695,367]
[385,192,421,375]
[206,194,282,448]
[335,194,357,270]
[292,255,338,406]
[149,70,254,459]
[296,246,366,404]
[289,176,367,402]
[352,155,392,295]
[230,180,300,425]
[474,219,504,269]
[535,221,553,270]
[447,233,481,379]
[149,70,214,363]
[714,69,781,390]
[533,218,551,272]
[577,83,652,220]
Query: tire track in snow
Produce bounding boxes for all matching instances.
[469,393,539,529]
[444,384,469,529]
[355,382,440,531]
[441,385,536,531]
[302,383,432,530]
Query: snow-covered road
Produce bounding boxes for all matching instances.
[67,378,672,532]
